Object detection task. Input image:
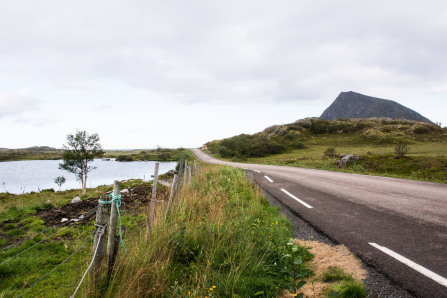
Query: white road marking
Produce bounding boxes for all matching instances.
[369,242,447,288]
[264,176,274,183]
[254,170,261,173]
[281,189,313,209]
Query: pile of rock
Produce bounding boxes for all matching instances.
[336,154,360,168]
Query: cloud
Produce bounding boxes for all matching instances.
[0,89,40,118]
[0,0,446,115]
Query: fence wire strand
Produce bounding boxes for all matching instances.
[0,205,98,254]
[70,223,108,298]
[0,226,70,267]
[18,236,91,298]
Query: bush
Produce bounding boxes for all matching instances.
[324,147,336,157]
[394,142,410,158]
[116,155,134,162]
[218,134,286,158]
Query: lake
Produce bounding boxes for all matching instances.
[0,159,177,194]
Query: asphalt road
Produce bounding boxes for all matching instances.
[192,149,447,298]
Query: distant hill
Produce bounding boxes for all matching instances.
[320,91,433,124]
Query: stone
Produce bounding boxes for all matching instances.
[61,218,68,222]
[337,154,360,168]
[71,197,82,204]
[164,170,177,177]
[120,189,129,194]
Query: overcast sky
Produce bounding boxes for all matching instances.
[1,0,447,149]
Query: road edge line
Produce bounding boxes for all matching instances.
[369,242,447,288]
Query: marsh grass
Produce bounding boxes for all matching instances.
[107,165,312,297]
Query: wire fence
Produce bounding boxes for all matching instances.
[0,160,196,297]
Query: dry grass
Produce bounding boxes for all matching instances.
[106,165,310,297]
[282,240,367,297]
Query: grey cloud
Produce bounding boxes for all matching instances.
[1,0,447,106]
[0,90,40,118]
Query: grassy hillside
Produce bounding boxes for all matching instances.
[205,118,447,183]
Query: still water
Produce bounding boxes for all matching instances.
[0,159,177,194]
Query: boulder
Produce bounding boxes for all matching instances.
[61,218,68,223]
[165,170,177,177]
[120,189,129,194]
[71,197,82,204]
[337,154,360,168]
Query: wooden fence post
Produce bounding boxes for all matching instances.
[183,160,188,187]
[166,173,178,217]
[106,181,121,277]
[149,163,159,228]
[188,166,192,184]
[90,199,109,285]
[193,160,197,176]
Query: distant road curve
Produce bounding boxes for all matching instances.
[192,149,447,297]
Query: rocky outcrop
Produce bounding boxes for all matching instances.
[336,154,360,168]
[320,91,433,124]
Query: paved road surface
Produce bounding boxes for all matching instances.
[192,149,447,298]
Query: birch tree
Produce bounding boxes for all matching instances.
[59,130,104,194]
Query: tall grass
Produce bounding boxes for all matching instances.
[107,165,312,297]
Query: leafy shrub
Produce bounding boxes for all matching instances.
[324,147,337,157]
[394,142,410,158]
[219,134,285,158]
[116,155,134,162]
[413,125,431,134]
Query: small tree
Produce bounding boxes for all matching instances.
[59,130,104,194]
[54,176,66,191]
[394,142,410,158]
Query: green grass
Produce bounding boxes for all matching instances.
[207,119,447,183]
[322,266,354,282]
[107,165,313,297]
[322,267,368,298]
[0,181,152,297]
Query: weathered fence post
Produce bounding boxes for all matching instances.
[166,173,178,217]
[188,165,192,184]
[149,163,159,228]
[106,181,121,277]
[90,199,109,285]
[183,160,188,187]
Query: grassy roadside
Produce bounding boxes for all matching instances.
[107,165,314,297]
[233,139,447,183]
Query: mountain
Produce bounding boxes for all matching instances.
[320,91,433,124]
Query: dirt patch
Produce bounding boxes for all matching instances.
[284,239,367,297]
[37,184,154,226]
